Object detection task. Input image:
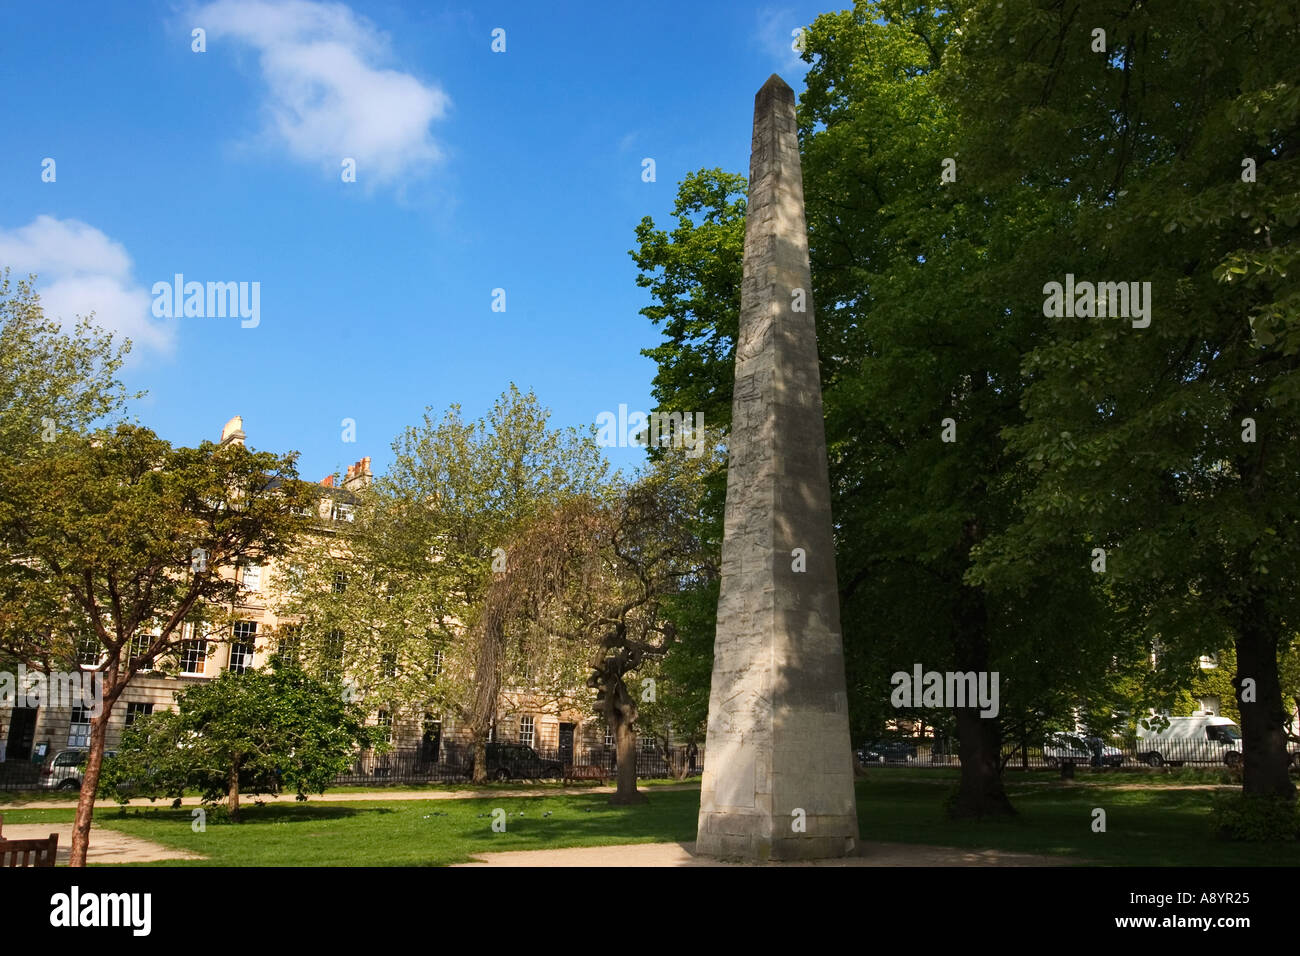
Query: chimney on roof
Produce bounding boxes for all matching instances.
[321,475,334,488]
[342,456,372,492]
[220,415,246,447]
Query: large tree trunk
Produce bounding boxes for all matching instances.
[471,729,489,784]
[70,697,114,867]
[228,763,241,822]
[948,544,1014,819]
[468,592,507,785]
[1235,600,1295,799]
[610,714,644,805]
[951,705,1013,818]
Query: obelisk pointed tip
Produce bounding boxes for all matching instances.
[757,73,794,103]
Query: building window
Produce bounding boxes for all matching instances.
[381,650,398,679]
[230,621,257,675]
[241,563,262,592]
[323,629,345,682]
[1198,653,1219,670]
[376,710,393,744]
[124,702,153,728]
[69,707,91,748]
[126,632,154,670]
[333,570,348,594]
[76,634,101,667]
[180,638,208,675]
[432,648,444,677]
[640,733,657,754]
[520,715,535,747]
[603,725,613,748]
[1198,696,1220,716]
[276,624,301,662]
[332,502,354,523]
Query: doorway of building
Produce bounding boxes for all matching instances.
[558,723,575,766]
[7,706,38,761]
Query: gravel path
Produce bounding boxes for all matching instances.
[1,823,203,864]
[452,840,1074,867]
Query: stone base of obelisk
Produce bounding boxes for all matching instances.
[695,689,860,861]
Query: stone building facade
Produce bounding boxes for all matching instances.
[1,416,618,773]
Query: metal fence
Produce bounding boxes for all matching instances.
[10,733,1299,792]
[0,760,43,791]
[861,736,1300,771]
[331,739,704,787]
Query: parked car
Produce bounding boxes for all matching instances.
[40,748,116,790]
[1136,714,1243,767]
[856,739,917,764]
[468,743,563,781]
[1044,733,1124,768]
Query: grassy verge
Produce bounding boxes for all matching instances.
[1,776,1291,866]
[2,791,702,866]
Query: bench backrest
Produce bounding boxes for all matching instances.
[0,833,59,867]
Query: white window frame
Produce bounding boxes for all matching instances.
[520,715,535,747]
[76,634,102,668]
[124,701,154,728]
[230,621,257,675]
[241,563,262,592]
[180,635,209,676]
[69,707,91,748]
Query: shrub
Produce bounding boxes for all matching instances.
[1210,792,1300,842]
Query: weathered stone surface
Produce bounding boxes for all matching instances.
[695,74,859,861]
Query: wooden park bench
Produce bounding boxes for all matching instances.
[0,831,59,867]
[562,765,608,785]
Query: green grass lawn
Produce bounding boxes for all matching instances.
[2,791,704,866]
[1,771,1293,866]
[854,770,1297,866]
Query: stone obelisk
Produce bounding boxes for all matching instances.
[695,74,858,861]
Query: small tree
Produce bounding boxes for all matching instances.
[0,424,313,863]
[100,659,379,821]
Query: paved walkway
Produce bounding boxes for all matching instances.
[1,823,203,864]
[0,783,698,811]
[453,840,1073,867]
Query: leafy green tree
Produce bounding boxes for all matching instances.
[955,0,1300,799]
[632,2,1120,817]
[0,270,137,464]
[276,385,609,781]
[0,424,313,864]
[99,659,379,821]
[0,272,140,671]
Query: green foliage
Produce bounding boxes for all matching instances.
[0,270,138,467]
[0,423,314,673]
[1210,792,1300,842]
[99,660,379,813]
[631,169,747,437]
[276,385,610,730]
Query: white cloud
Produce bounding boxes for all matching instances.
[756,6,812,75]
[194,0,450,185]
[0,216,174,354]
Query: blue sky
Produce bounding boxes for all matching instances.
[0,0,825,482]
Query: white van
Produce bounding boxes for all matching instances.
[1136,714,1242,768]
